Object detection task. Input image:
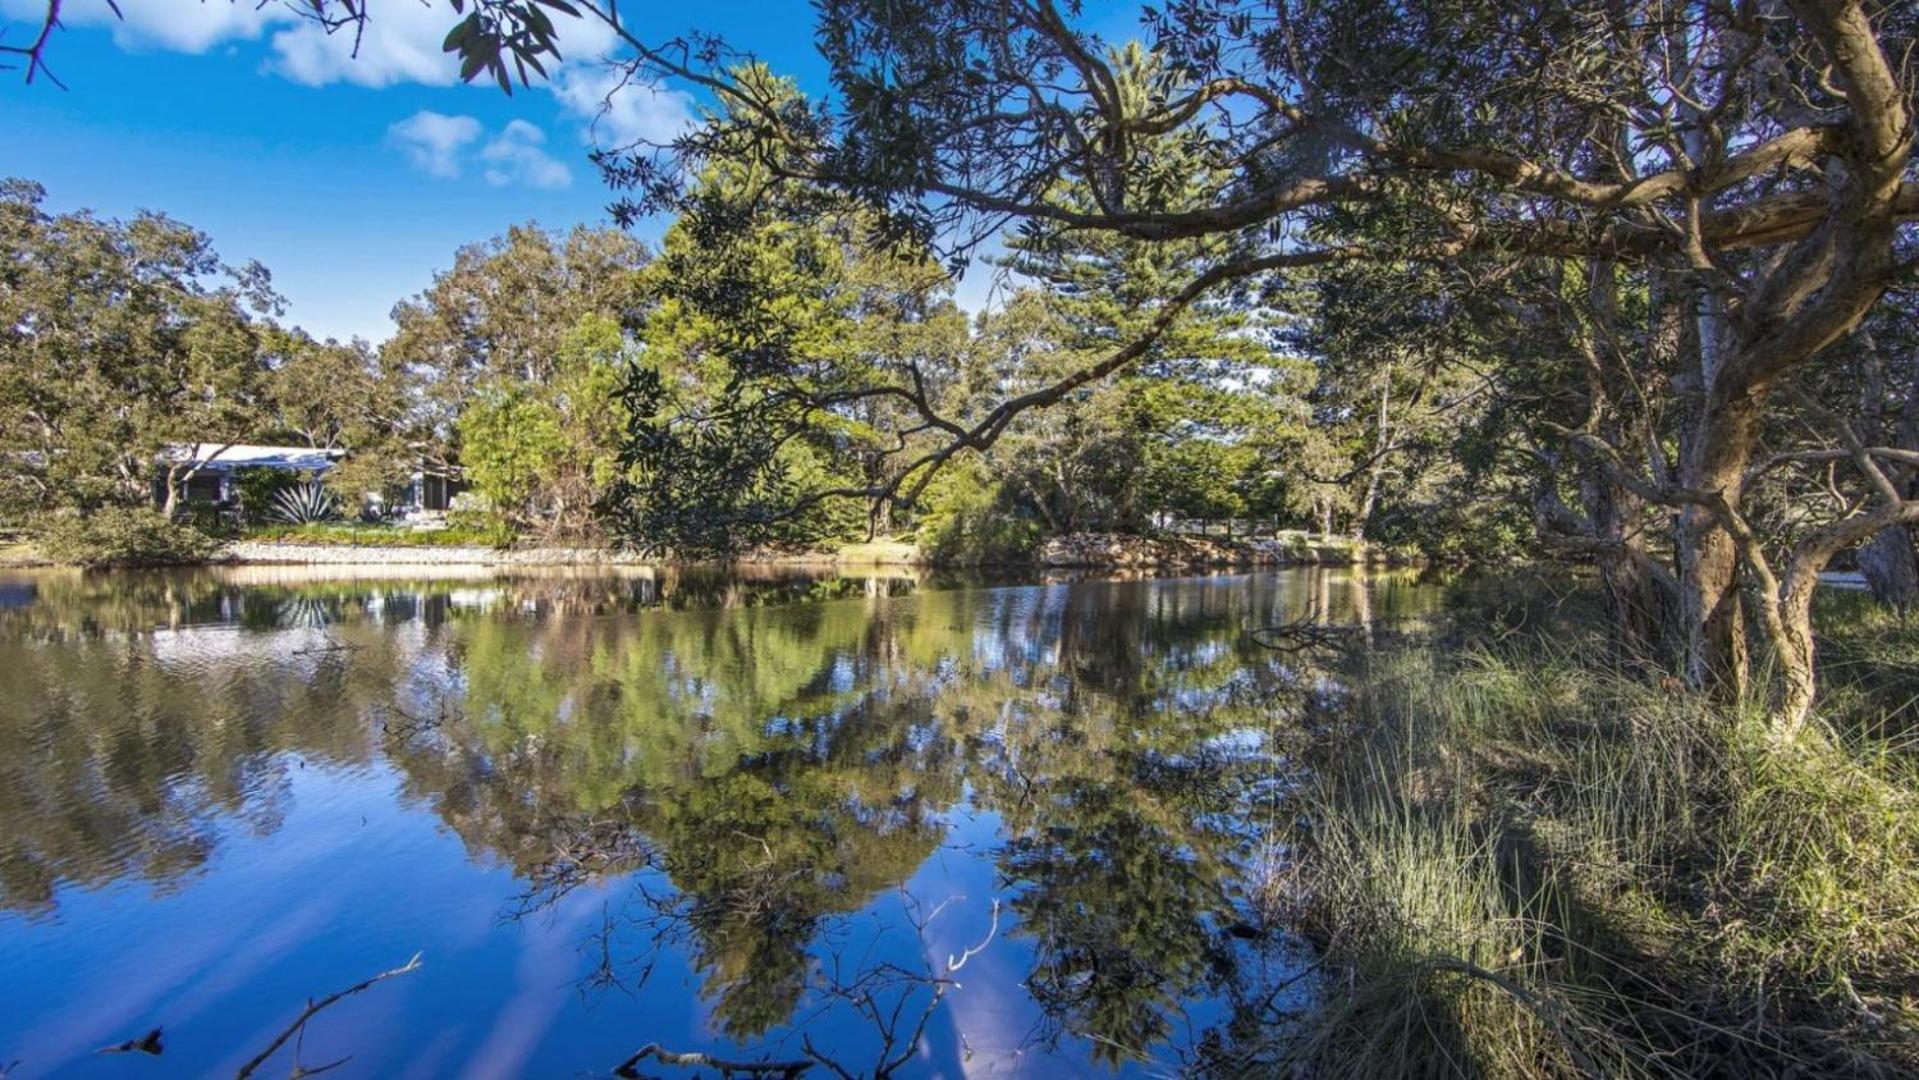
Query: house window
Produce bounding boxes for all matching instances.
[186,472,225,503]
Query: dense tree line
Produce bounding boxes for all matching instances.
[8,0,1919,729]
[3,163,1460,554]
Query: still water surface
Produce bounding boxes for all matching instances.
[0,565,1438,1077]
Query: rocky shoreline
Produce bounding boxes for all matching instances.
[217,541,659,566]
[1033,531,1405,569]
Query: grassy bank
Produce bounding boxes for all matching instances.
[1281,578,1919,1077]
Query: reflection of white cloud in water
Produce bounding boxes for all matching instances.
[896,844,1077,1078]
[149,624,338,668]
[933,946,1060,1077]
[460,890,603,1079]
[158,893,341,1025]
[391,1028,466,1080]
[11,767,396,1074]
[11,912,236,1070]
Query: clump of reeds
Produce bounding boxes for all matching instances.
[1278,583,1919,1078]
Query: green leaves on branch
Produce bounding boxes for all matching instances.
[438,0,580,95]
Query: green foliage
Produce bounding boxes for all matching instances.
[913,458,1043,563]
[0,178,277,517]
[459,386,567,516]
[233,467,299,524]
[1140,436,1256,525]
[604,125,961,554]
[385,221,648,482]
[1290,588,1919,1076]
[1370,472,1533,563]
[34,507,222,567]
[444,506,517,548]
[959,48,1307,538]
[456,313,635,538]
[259,328,415,510]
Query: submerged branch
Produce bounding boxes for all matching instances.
[613,1043,812,1077]
[233,952,423,1079]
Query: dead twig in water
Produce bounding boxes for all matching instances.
[613,1043,812,1077]
[233,952,422,1079]
[803,891,1004,1078]
[95,1028,163,1056]
[946,899,1000,976]
[1249,604,1363,655]
[291,641,362,657]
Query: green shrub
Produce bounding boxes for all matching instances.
[445,508,515,549]
[35,507,223,567]
[234,466,300,523]
[914,459,1043,564]
[175,499,237,538]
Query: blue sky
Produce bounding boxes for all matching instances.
[2,1,1143,343]
[0,0,831,343]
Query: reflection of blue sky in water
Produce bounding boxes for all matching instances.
[0,567,1438,1077]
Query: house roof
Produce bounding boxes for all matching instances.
[163,443,347,472]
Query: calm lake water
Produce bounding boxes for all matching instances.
[0,564,1440,1078]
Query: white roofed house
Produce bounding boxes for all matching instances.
[155,442,462,523]
[155,443,347,520]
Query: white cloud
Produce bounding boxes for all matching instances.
[551,62,696,148]
[480,120,572,189]
[9,0,690,160]
[268,1,461,88]
[264,1,621,90]
[0,0,279,52]
[387,110,483,179]
[387,113,572,189]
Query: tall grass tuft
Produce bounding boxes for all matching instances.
[1281,582,1919,1078]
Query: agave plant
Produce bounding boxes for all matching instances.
[270,481,338,524]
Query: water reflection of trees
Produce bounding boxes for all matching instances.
[0,566,1439,1067]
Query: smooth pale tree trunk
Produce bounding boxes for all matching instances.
[1854,331,1919,610]
[1350,377,1391,542]
[160,464,195,521]
[1858,525,1919,610]
[1670,280,1757,702]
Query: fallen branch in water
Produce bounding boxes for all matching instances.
[1249,604,1364,655]
[379,700,456,741]
[613,1043,811,1077]
[946,898,1000,976]
[804,890,1005,1079]
[96,1028,163,1056]
[291,641,362,656]
[233,952,423,1079]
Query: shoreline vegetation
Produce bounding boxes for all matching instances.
[1278,574,1919,1078]
[4,522,1415,571]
